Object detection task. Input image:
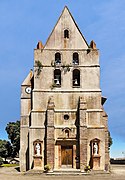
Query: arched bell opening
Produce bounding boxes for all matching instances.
[72,69,80,87]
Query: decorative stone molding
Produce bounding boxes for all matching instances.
[90,138,101,170]
[90,138,100,156]
[33,139,43,169]
[33,139,43,156]
[57,127,76,139]
[47,96,55,110]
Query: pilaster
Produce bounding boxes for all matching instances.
[46,97,55,170]
[79,97,88,169]
[105,130,110,171]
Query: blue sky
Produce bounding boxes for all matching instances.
[0,0,125,158]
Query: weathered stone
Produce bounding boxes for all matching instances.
[20,6,109,173]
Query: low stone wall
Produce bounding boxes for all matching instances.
[110,158,125,164]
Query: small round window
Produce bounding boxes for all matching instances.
[64,114,69,120]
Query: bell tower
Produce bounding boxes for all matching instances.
[20,6,109,172]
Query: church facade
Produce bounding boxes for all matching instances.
[20,7,109,172]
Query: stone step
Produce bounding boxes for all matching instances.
[24,168,108,176]
[24,168,87,175]
[47,169,87,175]
[24,169,44,175]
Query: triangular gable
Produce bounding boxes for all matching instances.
[44,6,89,49]
[22,70,33,86]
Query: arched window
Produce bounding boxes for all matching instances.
[54,69,61,86]
[73,52,79,65]
[73,69,80,87]
[55,52,61,64]
[64,29,69,38]
[65,130,69,138]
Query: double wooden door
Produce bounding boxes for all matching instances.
[61,146,73,167]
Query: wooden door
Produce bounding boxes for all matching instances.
[61,146,73,166]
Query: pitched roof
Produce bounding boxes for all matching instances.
[22,69,33,86]
[44,6,89,49]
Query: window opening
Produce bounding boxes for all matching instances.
[65,130,69,138]
[73,52,79,65]
[54,69,61,86]
[64,29,69,38]
[64,114,69,120]
[55,52,61,64]
[73,69,80,87]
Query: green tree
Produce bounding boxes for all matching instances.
[108,131,113,149]
[0,139,12,161]
[0,156,3,166]
[5,120,20,157]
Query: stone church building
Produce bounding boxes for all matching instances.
[20,7,109,172]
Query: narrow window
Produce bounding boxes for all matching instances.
[73,52,79,65]
[65,130,69,138]
[54,69,61,86]
[55,52,61,64]
[73,69,80,87]
[64,29,69,38]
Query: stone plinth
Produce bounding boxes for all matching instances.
[92,155,100,170]
[33,155,42,169]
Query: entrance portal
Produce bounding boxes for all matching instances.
[61,146,73,168]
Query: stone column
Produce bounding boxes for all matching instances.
[20,84,32,171]
[20,122,29,172]
[79,97,87,170]
[103,111,109,171]
[105,130,110,171]
[46,97,55,170]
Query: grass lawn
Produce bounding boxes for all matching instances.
[1,164,19,167]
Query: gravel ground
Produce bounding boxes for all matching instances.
[0,165,125,180]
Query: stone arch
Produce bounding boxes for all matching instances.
[64,29,69,38]
[73,52,79,65]
[72,69,80,87]
[54,69,61,86]
[55,52,61,64]
[33,139,42,156]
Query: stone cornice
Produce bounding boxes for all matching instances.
[32,89,101,93]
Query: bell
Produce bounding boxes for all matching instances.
[74,60,78,65]
[74,79,78,85]
[73,59,78,65]
[56,79,60,85]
